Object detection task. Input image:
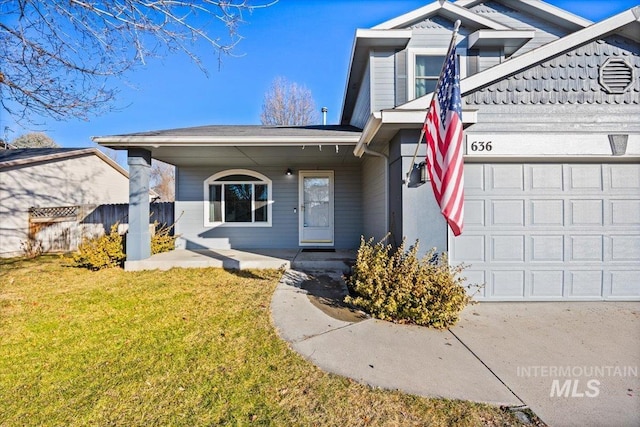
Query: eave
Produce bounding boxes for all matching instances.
[353,109,478,157]
[467,30,536,56]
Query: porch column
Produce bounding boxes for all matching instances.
[127,148,152,261]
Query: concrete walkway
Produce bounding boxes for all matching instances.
[271,269,640,427]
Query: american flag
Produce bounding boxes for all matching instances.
[423,46,464,236]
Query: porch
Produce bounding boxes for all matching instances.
[124,248,357,272]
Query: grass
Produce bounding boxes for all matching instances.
[1,256,527,426]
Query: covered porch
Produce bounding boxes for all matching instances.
[124,247,357,272]
[94,124,389,262]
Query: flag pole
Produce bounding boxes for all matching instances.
[405,19,461,185]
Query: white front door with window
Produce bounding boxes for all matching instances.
[299,171,334,246]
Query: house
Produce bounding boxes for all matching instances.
[0,148,131,257]
[94,0,639,301]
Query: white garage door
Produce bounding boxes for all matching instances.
[450,163,640,301]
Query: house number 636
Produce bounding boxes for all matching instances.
[470,141,493,151]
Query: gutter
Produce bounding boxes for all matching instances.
[353,112,383,157]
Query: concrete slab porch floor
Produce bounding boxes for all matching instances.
[124,248,356,272]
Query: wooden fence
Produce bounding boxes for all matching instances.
[28,202,174,253]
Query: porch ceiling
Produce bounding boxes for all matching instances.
[150,144,361,167]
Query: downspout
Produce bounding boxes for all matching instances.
[361,145,389,241]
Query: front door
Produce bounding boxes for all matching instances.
[299,171,334,246]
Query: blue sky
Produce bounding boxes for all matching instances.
[3,0,637,148]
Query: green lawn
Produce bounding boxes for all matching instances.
[1,257,527,426]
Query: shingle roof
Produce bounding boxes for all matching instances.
[100,125,361,139]
[465,35,639,105]
[93,125,363,147]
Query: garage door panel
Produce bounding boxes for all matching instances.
[611,235,640,260]
[491,200,524,225]
[530,164,563,190]
[570,235,603,261]
[568,271,603,298]
[609,164,640,189]
[465,163,485,190]
[531,270,564,297]
[465,199,485,226]
[611,200,640,225]
[452,162,639,301]
[452,234,485,261]
[609,271,640,298]
[463,270,486,298]
[491,164,524,190]
[570,200,604,226]
[531,199,564,225]
[531,235,564,261]
[491,270,525,297]
[492,235,524,261]
[568,164,603,190]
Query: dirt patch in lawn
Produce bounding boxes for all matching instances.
[299,274,367,323]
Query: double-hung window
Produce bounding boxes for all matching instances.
[204,170,272,227]
[414,55,447,98]
[407,48,465,100]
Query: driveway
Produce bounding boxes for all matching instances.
[271,271,640,427]
[452,302,640,427]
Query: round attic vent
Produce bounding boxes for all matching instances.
[599,58,634,94]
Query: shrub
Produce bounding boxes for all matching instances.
[73,224,125,270]
[21,238,43,259]
[151,221,177,255]
[345,236,473,329]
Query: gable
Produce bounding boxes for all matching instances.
[468,0,568,55]
[465,35,639,106]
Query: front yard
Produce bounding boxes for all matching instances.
[1,257,526,426]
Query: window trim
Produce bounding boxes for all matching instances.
[203,169,273,227]
[407,47,466,100]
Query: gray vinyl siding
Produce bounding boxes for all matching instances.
[469,1,567,57]
[175,164,362,250]
[371,50,396,112]
[406,28,458,49]
[350,63,371,129]
[477,48,503,72]
[361,155,387,242]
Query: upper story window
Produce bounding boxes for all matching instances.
[203,170,272,227]
[415,55,447,98]
[407,48,466,100]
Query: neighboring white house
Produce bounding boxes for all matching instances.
[0,148,130,257]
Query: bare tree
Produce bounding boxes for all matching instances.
[11,132,59,148]
[260,77,318,126]
[0,0,276,123]
[150,160,176,202]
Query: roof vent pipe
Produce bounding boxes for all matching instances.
[321,107,328,126]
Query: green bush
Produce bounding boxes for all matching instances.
[151,221,177,255]
[345,236,473,329]
[73,224,125,270]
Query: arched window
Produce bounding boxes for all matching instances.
[203,169,272,227]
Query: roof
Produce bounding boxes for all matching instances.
[93,125,362,147]
[0,148,129,179]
